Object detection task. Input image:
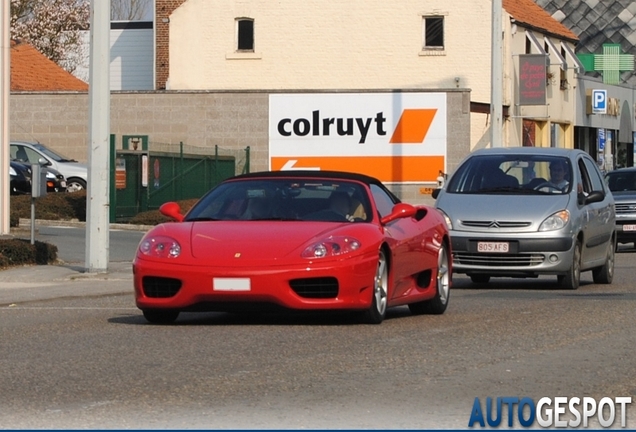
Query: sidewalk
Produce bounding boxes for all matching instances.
[0,261,134,305]
[0,219,144,306]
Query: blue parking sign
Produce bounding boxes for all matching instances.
[592,89,607,114]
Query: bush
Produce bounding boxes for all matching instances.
[0,238,58,269]
[10,191,86,221]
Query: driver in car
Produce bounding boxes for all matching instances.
[547,160,569,190]
[328,191,355,222]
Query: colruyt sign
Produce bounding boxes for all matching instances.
[269,93,447,183]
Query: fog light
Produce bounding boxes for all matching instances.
[549,254,559,263]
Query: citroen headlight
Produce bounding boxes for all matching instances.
[139,236,181,258]
[9,166,17,177]
[301,236,361,259]
[46,171,56,179]
[539,210,570,232]
[437,209,453,230]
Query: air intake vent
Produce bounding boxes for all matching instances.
[289,277,338,298]
[142,276,182,298]
[454,252,544,267]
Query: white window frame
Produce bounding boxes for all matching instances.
[420,13,447,56]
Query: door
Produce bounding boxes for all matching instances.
[578,156,615,265]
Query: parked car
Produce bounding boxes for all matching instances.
[605,167,636,249]
[43,165,67,193]
[9,160,67,195]
[9,160,31,195]
[133,170,452,324]
[10,141,87,192]
[433,147,615,289]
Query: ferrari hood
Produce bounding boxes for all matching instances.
[189,221,344,261]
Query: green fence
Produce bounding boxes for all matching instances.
[111,140,250,222]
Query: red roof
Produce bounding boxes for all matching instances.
[11,41,88,91]
[503,0,578,42]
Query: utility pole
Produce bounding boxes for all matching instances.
[85,0,111,272]
[0,0,10,235]
[491,0,503,147]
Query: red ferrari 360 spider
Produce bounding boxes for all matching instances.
[133,170,452,324]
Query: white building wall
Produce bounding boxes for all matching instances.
[74,22,154,91]
[168,0,492,99]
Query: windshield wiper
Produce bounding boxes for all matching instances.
[478,187,519,193]
[185,217,222,222]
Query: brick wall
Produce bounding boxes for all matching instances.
[10,89,470,203]
[155,0,187,89]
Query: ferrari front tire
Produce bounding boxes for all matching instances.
[409,242,450,315]
[361,250,388,324]
[142,309,180,324]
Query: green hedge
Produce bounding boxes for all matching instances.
[10,191,87,225]
[0,238,58,269]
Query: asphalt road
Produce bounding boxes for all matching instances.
[1,244,635,429]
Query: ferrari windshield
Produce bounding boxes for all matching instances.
[446,154,573,195]
[186,178,372,222]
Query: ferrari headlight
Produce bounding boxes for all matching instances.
[539,210,570,232]
[139,235,181,258]
[301,236,361,259]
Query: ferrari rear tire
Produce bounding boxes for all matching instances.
[143,309,180,324]
[409,243,450,315]
[361,250,388,324]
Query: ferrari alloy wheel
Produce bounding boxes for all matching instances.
[559,239,581,290]
[142,309,180,324]
[592,235,615,284]
[362,250,388,324]
[409,242,450,315]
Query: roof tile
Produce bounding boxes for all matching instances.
[11,41,88,92]
[503,0,578,41]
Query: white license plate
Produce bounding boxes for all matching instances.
[477,242,509,253]
[213,278,251,291]
[623,225,636,231]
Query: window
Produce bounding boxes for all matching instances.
[370,184,399,218]
[236,18,254,51]
[423,16,444,50]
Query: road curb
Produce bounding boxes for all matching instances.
[18,218,153,232]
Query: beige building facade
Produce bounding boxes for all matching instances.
[161,0,580,158]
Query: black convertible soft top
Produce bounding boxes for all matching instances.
[231,170,383,186]
[229,170,400,203]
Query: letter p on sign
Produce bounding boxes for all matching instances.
[592,89,607,114]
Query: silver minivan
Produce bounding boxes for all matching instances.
[433,147,615,289]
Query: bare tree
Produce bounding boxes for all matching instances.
[10,0,90,74]
[111,0,152,21]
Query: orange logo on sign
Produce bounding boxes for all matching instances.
[389,109,437,144]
